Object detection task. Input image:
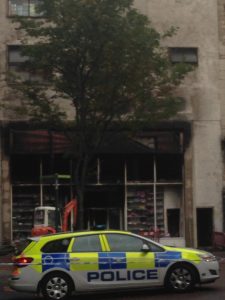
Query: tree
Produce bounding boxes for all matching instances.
[12,0,190,228]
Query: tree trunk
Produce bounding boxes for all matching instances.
[75,154,89,230]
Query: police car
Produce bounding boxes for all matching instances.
[9,230,219,300]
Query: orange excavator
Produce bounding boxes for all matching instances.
[31,199,78,236]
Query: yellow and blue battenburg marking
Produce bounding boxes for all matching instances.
[87,252,158,282]
[41,250,182,282]
[99,253,126,270]
[155,251,182,267]
[42,254,70,272]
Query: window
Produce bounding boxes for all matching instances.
[14,239,34,255]
[72,235,102,252]
[11,155,40,183]
[167,209,180,237]
[8,45,42,82]
[48,210,56,228]
[105,234,163,252]
[100,156,124,183]
[169,47,198,64]
[156,154,182,181]
[126,155,154,181]
[106,234,143,252]
[42,238,71,253]
[8,0,43,17]
[8,45,29,81]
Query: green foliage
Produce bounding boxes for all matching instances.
[14,0,190,132]
[11,0,192,227]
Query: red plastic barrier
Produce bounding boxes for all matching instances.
[213,232,225,249]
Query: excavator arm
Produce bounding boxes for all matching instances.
[62,199,78,232]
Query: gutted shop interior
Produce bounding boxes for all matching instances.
[9,127,187,242]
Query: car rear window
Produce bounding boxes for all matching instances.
[41,238,71,253]
[14,239,34,256]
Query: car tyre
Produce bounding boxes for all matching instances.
[41,272,73,300]
[165,263,196,292]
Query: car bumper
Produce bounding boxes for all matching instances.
[8,267,40,293]
[9,277,37,293]
[198,260,220,283]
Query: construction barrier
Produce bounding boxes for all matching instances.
[213,232,225,250]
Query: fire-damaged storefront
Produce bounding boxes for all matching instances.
[8,124,190,245]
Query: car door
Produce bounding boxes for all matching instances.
[69,233,112,291]
[102,233,163,288]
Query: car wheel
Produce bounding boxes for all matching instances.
[41,272,73,300]
[165,264,196,292]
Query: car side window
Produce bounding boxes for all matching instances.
[72,235,102,252]
[148,242,164,252]
[105,234,144,252]
[41,238,71,253]
[105,234,164,252]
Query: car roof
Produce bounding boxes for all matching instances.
[30,230,133,241]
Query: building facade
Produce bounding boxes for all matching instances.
[0,0,225,247]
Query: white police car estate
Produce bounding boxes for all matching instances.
[9,230,219,300]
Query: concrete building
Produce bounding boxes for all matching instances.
[0,0,224,248]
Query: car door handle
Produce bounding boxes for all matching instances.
[71,257,80,262]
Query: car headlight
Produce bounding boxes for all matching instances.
[198,253,217,262]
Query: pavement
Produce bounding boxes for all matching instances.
[0,254,14,293]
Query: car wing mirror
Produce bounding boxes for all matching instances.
[141,244,150,252]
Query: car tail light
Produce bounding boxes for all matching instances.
[13,257,33,268]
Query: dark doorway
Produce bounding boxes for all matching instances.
[167,209,180,237]
[84,188,123,230]
[197,208,213,247]
[88,208,121,230]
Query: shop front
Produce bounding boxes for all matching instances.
[9,128,187,245]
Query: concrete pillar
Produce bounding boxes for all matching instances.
[1,131,11,243]
[184,140,195,247]
[0,129,2,245]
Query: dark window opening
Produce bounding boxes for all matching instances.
[86,158,98,183]
[85,189,123,230]
[42,155,71,177]
[169,47,198,64]
[167,209,180,237]
[197,208,213,247]
[85,189,123,208]
[156,132,183,153]
[42,185,72,208]
[100,156,124,183]
[11,155,40,183]
[127,155,154,181]
[156,154,182,181]
[88,208,121,230]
